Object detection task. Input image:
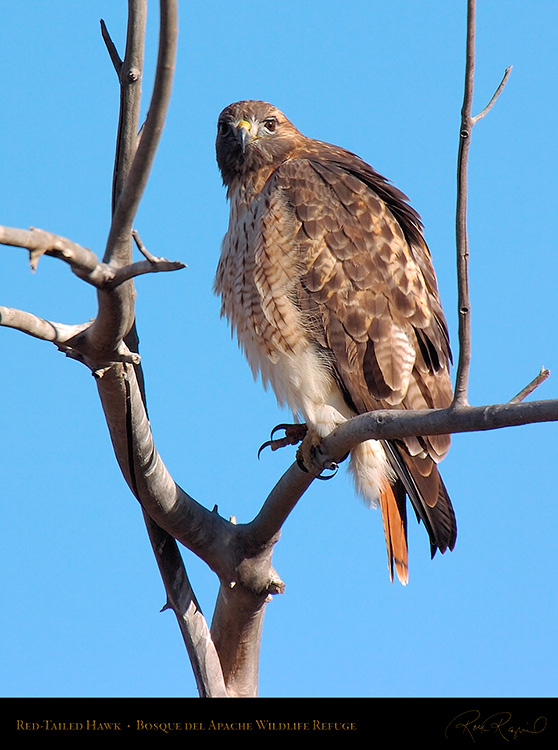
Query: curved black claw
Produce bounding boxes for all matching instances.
[270,423,297,441]
[315,462,339,480]
[258,440,274,460]
[258,423,308,459]
[296,455,339,480]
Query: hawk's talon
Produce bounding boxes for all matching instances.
[257,423,308,459]
[296,455,337,480]
[269,423,300,441]
[315,462,339,481]
[257,440,273,459]
[296,439,340,480]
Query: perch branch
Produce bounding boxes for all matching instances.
[247,393,558,545]
[318,399,558,471]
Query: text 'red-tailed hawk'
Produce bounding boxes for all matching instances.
[215,100,456,584]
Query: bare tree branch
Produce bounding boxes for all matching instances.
[0,225,184,289]
[106,2,146,215]
[0,225,99,274]
[94,355,285,697]
[0,306,91,345]
[96,2,229,698]
[103,1,177,268]
[108,258,186,286]
[318,399,558,471]
[145,510,229,698]
[0,3,234,699]
[453,0,512,407]
[245,462,314,547]
[210,583,269,698]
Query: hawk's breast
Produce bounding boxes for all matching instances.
[215,181,351,433]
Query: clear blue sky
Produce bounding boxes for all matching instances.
[1,1,557,700]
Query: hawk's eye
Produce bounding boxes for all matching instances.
[218,121,230,136]
[263,118,277,133]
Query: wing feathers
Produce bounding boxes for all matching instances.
[277,154,457,570]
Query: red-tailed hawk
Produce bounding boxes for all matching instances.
[215,100,456,584]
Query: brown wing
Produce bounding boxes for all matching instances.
[267,151,456,557]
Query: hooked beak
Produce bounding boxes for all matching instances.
[236,119,254,152]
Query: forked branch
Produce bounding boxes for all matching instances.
[0,225,184,289]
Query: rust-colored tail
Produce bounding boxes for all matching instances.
[378,483,409,585]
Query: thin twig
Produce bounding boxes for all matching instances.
[131,228,185,267]
[109,258,186,287]
[100,19,123,76]
[508,367,550,405]
[132,229,156,261]
[473,65,513,123]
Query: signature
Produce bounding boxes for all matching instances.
[445,709,547,743]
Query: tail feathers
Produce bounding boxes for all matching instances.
[379,482,409,585]
[349,440,410,585]
[349,439,456,584]
[383,440,457,557]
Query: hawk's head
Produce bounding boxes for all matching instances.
[216,100,301,188]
